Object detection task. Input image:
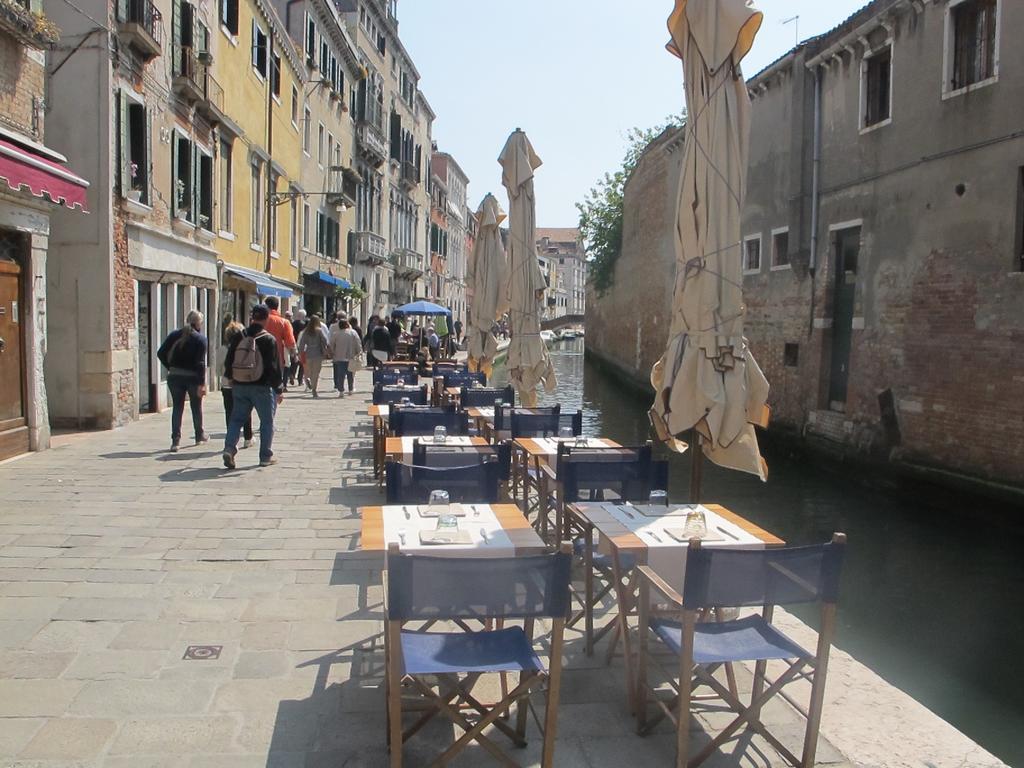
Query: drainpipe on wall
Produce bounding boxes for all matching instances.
[807,63,823,338]
[265,34,275,274]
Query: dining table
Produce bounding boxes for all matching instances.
[360,502,547,556]
[567,500,784,707]
[384,435,493,466]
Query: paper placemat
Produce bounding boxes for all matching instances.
[633,503,710,518]
[381,504,515,558]
[533,437,607,453]
[417,502,468,518]
[419,530,472,545]
[412,436,477,446]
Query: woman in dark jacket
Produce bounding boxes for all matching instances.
[157,310,209,452]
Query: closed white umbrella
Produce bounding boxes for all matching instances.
[466,193,508,379]
[500,129,555,407]
[650,0,770,488]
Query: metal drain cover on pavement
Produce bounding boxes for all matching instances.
[183,645,222,660]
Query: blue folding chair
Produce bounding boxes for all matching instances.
[636,534,847,768]
[442,370,487,389]
[510,408,562,438]
[384,460,500,504]
[390,408,469,437]
[385,546,572,767]
[412,440,513,484]
[493,405,557,435]
[460,385,515,409]
[373,384,429,405]
[555,444,665,656]
[556,411,583,437]
[374,368,419,386]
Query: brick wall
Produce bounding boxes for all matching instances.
[585,127,682,389]
[0,30,44,137]
[111,213,137,425]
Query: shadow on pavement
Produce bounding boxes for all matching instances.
[158,466,241,482]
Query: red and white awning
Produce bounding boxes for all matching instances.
[0,137,89,212]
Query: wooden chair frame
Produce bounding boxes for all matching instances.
[384,543,570,768]
[635,535,846,768]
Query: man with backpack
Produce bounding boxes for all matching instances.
[156,309,209,453]
[222,304,284,468]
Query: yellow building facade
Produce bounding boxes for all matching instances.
[212,0,304,316]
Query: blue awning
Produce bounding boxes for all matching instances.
[222,264,295,298]
[310,270,352,289]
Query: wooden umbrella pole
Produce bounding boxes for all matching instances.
[689,428,703,503]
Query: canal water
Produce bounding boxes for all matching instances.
[492,337,1024,766]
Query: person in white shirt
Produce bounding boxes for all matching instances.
[328,318,363,397]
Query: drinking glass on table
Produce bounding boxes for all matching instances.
[558,426,573,441]
[434,425,447,444]
[430,490,456,529]
[574,434,588,449]
[396,377,405,387]
[649,489,669,509]
[683,507,707,539]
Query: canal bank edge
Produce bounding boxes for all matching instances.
[583,345,1024,509]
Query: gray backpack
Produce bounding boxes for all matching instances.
[231,330,270,383]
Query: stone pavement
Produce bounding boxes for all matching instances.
[0,370,858,767]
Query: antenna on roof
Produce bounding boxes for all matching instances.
[781,15,799,47]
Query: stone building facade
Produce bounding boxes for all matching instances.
[0,0,88,459]
[431,149,468,326]
[537,227,586,318]
[587,0,1024,489]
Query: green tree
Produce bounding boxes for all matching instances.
[577,116,684,296]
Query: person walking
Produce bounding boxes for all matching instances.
[222,304,283,468]
[370,316,393,367]
[263,296,297,392]
[328,318,363,396]
[297,314,330,397]
[157,309,209,453]
[426,324,440,361]
[220,320,253,449]
[453,317,463,345]
[289,309,309,388]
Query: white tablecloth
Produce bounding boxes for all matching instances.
[381,503,515,558]
[597,502,765,592]
[530,437,610,454]
[393,435,479,462]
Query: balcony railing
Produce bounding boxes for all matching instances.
[326,166,359,209]
[197,70,225,121]
[392,247,424,279]
[399,159,418,190]
[356,111,387,167]
[172,46,205,102]
[115,0,162,59]
[353,230,388,266]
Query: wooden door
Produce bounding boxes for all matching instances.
[0,255,28,461]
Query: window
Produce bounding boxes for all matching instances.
[268,171,279,254]
[305,14,316,66]
[289,195,298,265]
[173,134,193,221]
[743,235,761,274]
[948,0,998,92]
[251,158,263,246]
[302,108,311,154]
[863,45,892,128]
[771,228,790,270]
[251,20,267,79]
[315,210,324,256]
[219,138,232,232]
[317,123,325,166]
[271,53,281,98]
[302,202,310,249]
[327,134,334,169]
[291,85,299,126]
[219,0,237,36]
[198,151,213,231]
[117,93,150,205]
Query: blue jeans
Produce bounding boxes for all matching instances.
[224,384,276,462]
[167,375,204,444]
[332,361,353,392]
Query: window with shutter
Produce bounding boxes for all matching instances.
[219,138,232,232]
[305,15,316,65]
[389,111,400,160]
[220,0,237,36]
[116,91,128,199]
[271,53,281,97]
[198,152,214,231]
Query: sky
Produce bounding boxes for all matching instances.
[397,1,867,228]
